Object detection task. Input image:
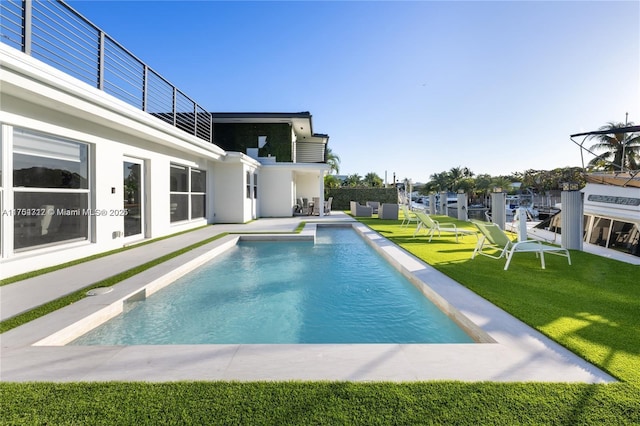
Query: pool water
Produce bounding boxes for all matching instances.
[71,227,474,345]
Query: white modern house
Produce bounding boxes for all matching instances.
[0,1,329,278]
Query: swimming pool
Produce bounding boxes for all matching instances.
[71,226,474,345]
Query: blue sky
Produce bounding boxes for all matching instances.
[69,1,639,184]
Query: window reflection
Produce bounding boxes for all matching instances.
[14,192,88,250]
[12,129,89,250]
[170,164,205,222]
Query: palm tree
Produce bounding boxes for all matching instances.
[491,176,512,192]
[324,174,341,190]
[428,171,450,192]
[363,172,383,187]
[448,166,474,192]
[345,173,362,187]
[587,121,640,171]
[325,147,341,174]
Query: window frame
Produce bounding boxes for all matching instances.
[169,163,206,223]
[11,128,91,252]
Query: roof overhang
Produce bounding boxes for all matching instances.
[258,161,331,173]
[211,112,329,143]
[584,172,640,188]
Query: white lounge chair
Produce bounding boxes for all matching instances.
[413,211,475,242]
[471,219,571,270]
[400,204,418,228]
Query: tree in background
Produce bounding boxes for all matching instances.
[363,172,383,187]
[491,176,514,192]
[424,171,450,192]
[517,168,586,193]
[586,121,640,171]
[324,174,341,190]
[344,174,362,187]
[325,147,341,174]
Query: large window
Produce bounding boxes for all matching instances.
[170,163,205,223]
[13,129,89,250]
[585,214,640,257]
[588,217,611,247]
[246,171,251,199]
[253,173,258,199]
[190,169,206,219]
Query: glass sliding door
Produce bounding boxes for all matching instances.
[123,159,144,238]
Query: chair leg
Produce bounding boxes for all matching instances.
[504,247,517,270]
[504,252,513,270]
[471,236,485,259]
[540,251,546,269]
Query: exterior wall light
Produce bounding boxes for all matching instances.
[562,182,580,191]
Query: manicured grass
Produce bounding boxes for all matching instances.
[1,382,638,425]
[359,215,640,384]
[2,215,639,424]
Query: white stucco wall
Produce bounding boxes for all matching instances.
[0,45,229,277]
[259,168,295,217]
[296,172,321,202]
[211,158,259,223]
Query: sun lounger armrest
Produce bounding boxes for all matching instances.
[510,240,543,250]
[434,219,456,229]
[517,239,541,245]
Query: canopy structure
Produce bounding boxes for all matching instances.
[570,125,640,138]
[570,125,640,175]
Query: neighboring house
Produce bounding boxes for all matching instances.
[0,1,329,278]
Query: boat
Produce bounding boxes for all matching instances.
[505,194,539,220]
[530,172,640,258]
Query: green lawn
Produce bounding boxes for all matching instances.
[1,215,639,425]
[2,382,638,425]
[359,215,640,384]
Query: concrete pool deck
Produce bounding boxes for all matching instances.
[0,213,615,383]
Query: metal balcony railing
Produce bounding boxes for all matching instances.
[0,0,213,144]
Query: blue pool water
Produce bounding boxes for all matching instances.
[71,227,474,345]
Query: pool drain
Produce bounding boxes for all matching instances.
[86,287,113,296]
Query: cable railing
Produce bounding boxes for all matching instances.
[0,0,213,144]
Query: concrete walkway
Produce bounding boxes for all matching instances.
[0,213,616,383]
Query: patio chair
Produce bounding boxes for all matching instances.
[350,201,373,217]
[400,204,418,227]
[324,197,333,215]
[470,219,571,270]
[312,197,321,215]
[413,211,474,242]
[366,201,380,214]
[378,203,398,220]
